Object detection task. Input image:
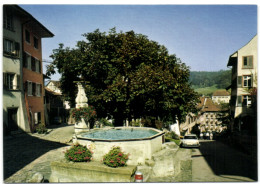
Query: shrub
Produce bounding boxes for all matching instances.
[64,143,93,162]
[35,123,48,134]
[130,119,142,127]
[70,106,97,122]
[165,131,180,140]
[103,146,129,168]
[99,118,114,127]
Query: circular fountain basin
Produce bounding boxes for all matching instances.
[74,127,165,165]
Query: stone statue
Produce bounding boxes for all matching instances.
[74,82,89,134]
[75,82,88,108]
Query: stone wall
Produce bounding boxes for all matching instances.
[49,160,137,182]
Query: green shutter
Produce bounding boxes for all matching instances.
[3,73,7,89]
[248,56,253,68]
[237,96,242,107]
[237,76,242,88]
[249,74,253,87]
[23,52,27,68]
[16,74,20,89]
[15,42,20,57]
[32,82,36,96]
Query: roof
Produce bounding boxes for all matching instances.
[212,90,230,97]
[203,98,222,112]
[45,87,61,96]
[46,80,61,88]
[197,97,222,112]
[4,5,54,38]
[227,34,257,66]
[197,96,206,109]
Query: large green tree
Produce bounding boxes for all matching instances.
[47,28,199,126]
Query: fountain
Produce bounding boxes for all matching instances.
[72,82,165,165]
[74,127,165,165]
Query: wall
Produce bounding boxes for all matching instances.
[49,161,137,182]
[23,24,45,128]
[3,11,30,132]
[235,35,257,118]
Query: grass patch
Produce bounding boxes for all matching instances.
[165,138,181,146]
[192,85,225,96]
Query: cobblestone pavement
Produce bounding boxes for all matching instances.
[192,140,257,182]
[4,125,74,183]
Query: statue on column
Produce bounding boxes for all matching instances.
[74,82,89,134]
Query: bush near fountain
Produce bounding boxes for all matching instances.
[103,146,129,168]
[49,144,136,182]
[64,143,93,162]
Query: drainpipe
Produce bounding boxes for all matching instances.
[21,20,32,132]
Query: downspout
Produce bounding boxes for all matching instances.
[21,20,33,132]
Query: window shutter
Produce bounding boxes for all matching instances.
[237,96,242,107]
[3,73,7,89]
[23,52,27,68]
[15,42,20,56]
[39,61,42,73]
[32,83,36,96]
[16,74,20,89]
[248,56,253,68]
[40,84,42,96]
[237,76,242,88]
[250,74,253,87]
[31,56,36,71]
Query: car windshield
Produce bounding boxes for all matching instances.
[184,136,197,139]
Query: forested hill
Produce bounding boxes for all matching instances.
[189,70,231,89]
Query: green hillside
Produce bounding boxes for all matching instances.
[190,70,231,96]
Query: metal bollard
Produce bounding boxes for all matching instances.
[135,171,143,182]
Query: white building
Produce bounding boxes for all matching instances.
[227,35,257,132]
[212,90,230,104]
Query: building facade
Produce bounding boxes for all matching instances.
[227,35,257,132]
[212,90,230,104]
[197,97,227,135]
[3,5,54,133]
[3,6,30,134]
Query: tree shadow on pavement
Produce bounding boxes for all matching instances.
[197,141,257,181]
[3,133,68,180]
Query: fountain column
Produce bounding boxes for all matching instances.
[74,82,89,134]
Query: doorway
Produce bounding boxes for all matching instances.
[7,108,18,132]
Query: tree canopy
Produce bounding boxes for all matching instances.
[47,28,199,126]
[189,70,231,89]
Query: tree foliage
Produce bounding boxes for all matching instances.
[190,70,231,89]
[47,28,199,126]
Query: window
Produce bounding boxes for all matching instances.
[4,13,13,30]
[25,30,30,43]
[36,83,42,97]
[34,112,41,124]
[243,75,252,87]
[3,73,20,90]
[242,95,252,107]
[242,56,253,69]
[27,81,33,96]
[35,59,41,73]
[3,39,20,57]
[33,36,39,49]
[237,95,252,107]
[23,52,31,70]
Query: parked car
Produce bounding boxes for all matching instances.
[181,134,200,148]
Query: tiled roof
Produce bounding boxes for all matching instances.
[197,96,206,109]
[202,98,221,112]
[197,96,222,112]
[212,90,230,96]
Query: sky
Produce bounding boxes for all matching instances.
[18,4,257,80]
